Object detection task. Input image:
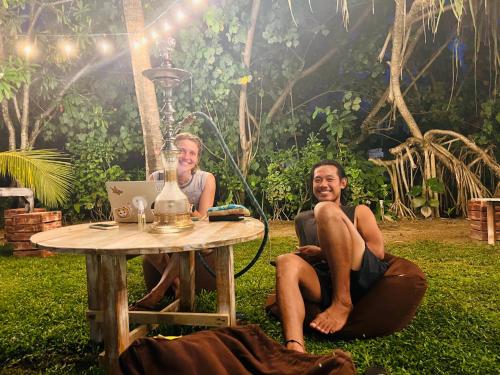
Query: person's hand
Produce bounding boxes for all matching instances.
[294,245,323,262]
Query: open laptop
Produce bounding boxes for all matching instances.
[105,181,163,223]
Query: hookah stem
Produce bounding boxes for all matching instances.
[192,111,269,279]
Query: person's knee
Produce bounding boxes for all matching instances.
[276,253,302,280]
[314,202,343,224]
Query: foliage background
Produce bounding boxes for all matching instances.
[0,0,498,220]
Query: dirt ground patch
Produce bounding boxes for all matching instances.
[270,218,474,245]
[0,218,478,246]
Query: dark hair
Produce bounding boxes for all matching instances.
[310,160,346,182]
[309,160,348,204]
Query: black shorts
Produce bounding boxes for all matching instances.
[312,247,388,308]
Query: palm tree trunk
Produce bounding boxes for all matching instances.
[122,0,164,176]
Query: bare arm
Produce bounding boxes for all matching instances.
[193,172,216,217]
[354,205,385,259]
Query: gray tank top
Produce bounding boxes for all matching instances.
[179,170,209,209]
[149,169,209,210]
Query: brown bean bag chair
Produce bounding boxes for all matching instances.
[266,253,427,339]
[119,324,356,375]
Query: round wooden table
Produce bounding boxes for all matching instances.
[31,218,264,374]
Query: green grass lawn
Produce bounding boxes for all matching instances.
[0,236,499,374]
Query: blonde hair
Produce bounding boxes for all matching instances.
[175,132,203,173]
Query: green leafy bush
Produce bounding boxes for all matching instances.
[263,135,323,219]
[61,101,136,222]
[313,95,389,209]
[335,145,390,207]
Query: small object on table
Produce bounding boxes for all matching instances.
[89,222,119,230]
[208,204,250,222]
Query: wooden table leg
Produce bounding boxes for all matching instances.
[179,251,195,312]
[215,245,236,326]
[486,201,496,245]
[101,255,129,374]
[85,254,103,343]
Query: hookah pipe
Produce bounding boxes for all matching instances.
[177,112,269,279]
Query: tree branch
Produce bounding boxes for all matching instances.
[425,129,500,178]
[265,5,371,125]
[12,95,21,123]
[360,29,453,141]
[29,61,93,148]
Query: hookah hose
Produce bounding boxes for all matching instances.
[189,111,269,279]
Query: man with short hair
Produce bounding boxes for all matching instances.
[275,160,388,352]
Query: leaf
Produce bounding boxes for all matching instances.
[412,196,426,208]
[238,75,253,85]
[0,150,74,207]
[429,198,440,208]
[410,185,423,197]
[420,206,432,218]
[427,177,445,193]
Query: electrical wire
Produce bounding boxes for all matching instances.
[190,111,269,279]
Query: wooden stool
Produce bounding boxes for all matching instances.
[468,199,500,245]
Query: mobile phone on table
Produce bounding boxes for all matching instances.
[89,222,119,230]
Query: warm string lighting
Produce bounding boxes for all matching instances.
[15,0,208,59]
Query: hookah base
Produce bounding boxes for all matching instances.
[149,213,194,234]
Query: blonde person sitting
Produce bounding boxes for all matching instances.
[137,132,216,309]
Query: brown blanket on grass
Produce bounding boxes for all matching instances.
[119,324,356,375]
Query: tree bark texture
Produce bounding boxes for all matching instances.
[238,0,261,179]
[122,0,164,176]
[389,0,423,139]
[0,28,16,150]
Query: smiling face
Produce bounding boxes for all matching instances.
[312,164,347,204]
[176,138,200,175]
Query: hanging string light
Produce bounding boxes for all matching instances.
[14,0,206,61]
[96,39,113,55]
[58,39,78,59]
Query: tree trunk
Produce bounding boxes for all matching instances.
[122,0,164,176]
[0,29,16,150]
[238,0,261,179]
[389,0,423,139]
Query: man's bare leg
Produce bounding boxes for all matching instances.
[309,202,365,334]
[275,253,322,352]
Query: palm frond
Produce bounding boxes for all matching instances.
[0,149,74,208]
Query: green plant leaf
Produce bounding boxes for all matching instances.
[0,150,74,207]
[429,198,440,208]
[427,178,445,193]
[412,196,426,208]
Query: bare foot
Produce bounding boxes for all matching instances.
[285,339,305,353]
[309,301,352,334]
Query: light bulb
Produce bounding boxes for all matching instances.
[176,9,185,22]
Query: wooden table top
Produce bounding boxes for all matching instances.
[470,198,500,202]
[31,218,264,255]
